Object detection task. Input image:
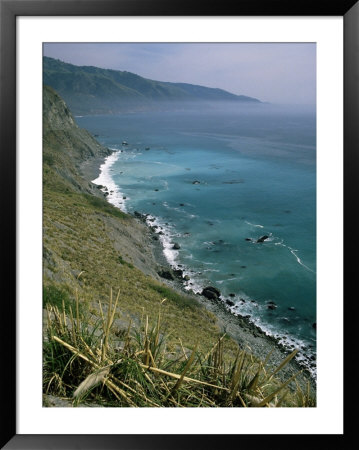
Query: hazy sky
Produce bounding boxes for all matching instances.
[44,43,316,104]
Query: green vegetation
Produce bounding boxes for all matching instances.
[43,285,72,312]
[82,193,128,220]
[149,283,200,312]
[117,255,134,269]
[43,289,315,407]
[43,56,260,115]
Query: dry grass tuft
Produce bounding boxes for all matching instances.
[43,288,315,408]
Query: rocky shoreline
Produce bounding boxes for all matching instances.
[80,150,316,392]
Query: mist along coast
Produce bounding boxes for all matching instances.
[42,45,317,407]
[78,104,317,386]
[43,86,316,409]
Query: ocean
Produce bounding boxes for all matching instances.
[76,102,316,373]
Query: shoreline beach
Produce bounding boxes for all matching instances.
[80,149,316,391]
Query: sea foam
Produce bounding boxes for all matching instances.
[92,150,128,212]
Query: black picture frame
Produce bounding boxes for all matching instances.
[1,0,357,448]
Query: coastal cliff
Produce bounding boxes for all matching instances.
[42,85,315,406]
[43,84,222,347]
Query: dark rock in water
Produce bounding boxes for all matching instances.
[158,231,164,235]
[179,203,185,207]
[192,180,200,185]
[267,304,277,310]
[154,189,159,192]
[173,269,183,278]
[226,300,235,307]
[241,266,247,269]
[257,235,269,243]
[240,298,246,303]
[152,235,159,241]
[123,196,127,199]
[288,307,296,311]
[268,301,276,305]
[245,238,252,241]
[202,290,218,301]
[284,210,291,213]
[204,286,221,297]
[145,147,150,150]
[172,242,181,250]
[229,293,235,298]
[184,275,190,281]
[202,286,221,301]
[312,323,316,330]
[158,269,175,280]
[134,211,144,219]
[104,192,109,196]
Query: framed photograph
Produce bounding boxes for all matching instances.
[1,0,357,448]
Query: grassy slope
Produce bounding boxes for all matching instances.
[43,86,314,407]
[43,85,227,355]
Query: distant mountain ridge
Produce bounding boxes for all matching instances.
[43,56,261,114]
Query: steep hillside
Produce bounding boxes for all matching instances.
[43,57,261,114]
[43,84,224,352]
[43,85,111,193]
[42,85,315,407]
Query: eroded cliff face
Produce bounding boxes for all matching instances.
[43,85,77,130]
[43,85,111,194]
[42,85,166,293]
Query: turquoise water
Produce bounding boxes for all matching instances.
[77,103,316,370]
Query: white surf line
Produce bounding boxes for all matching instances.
[289,248,316,274]
[231,302,317,378]
[275,242,315,274]
[92,150,128,212]
[245,221,264,228]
